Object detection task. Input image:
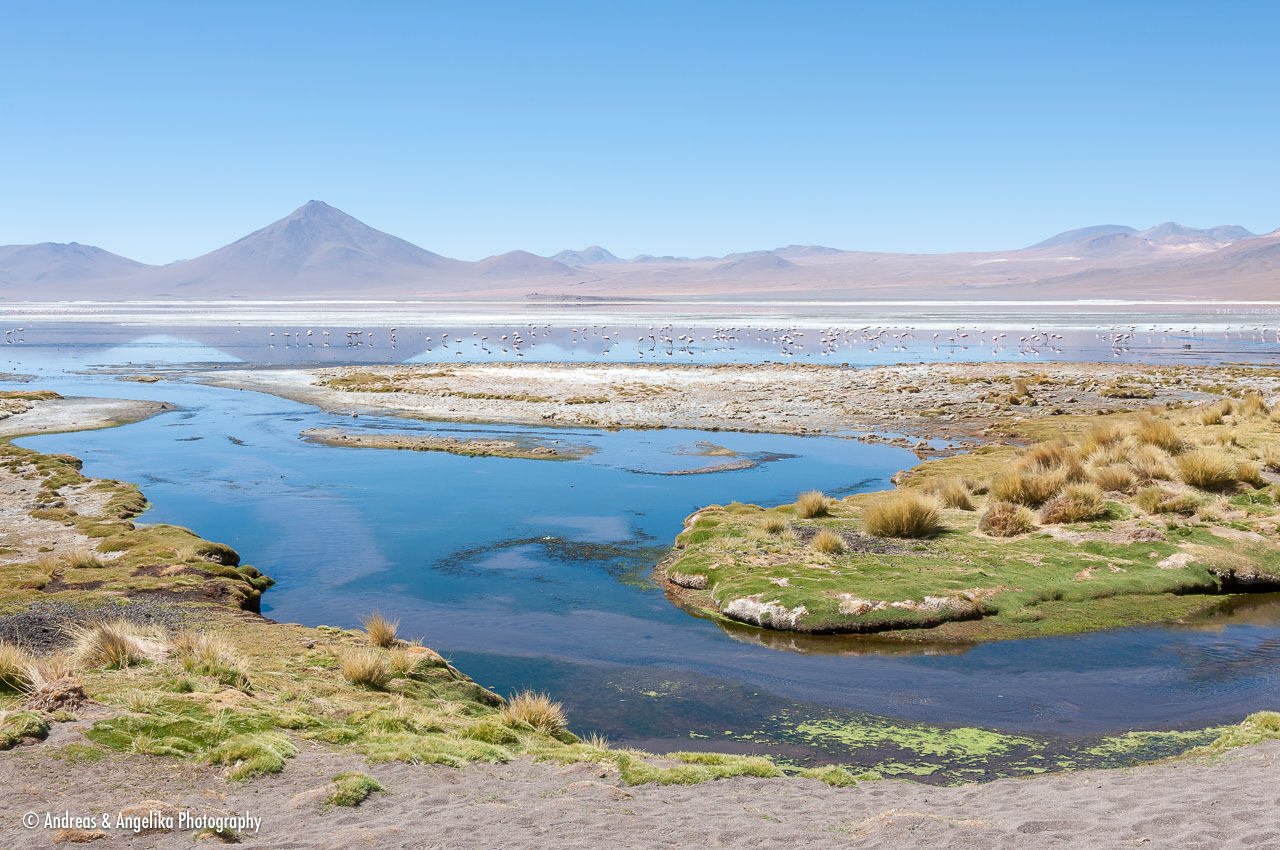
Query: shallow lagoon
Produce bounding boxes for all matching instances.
[5,324,1280,775]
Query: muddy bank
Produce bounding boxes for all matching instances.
[301,426,593,460]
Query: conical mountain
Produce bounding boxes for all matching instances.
[139,201,463,296]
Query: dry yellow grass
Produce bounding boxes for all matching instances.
[0,640,33,693]
[862,491,942,538]
[1090,463,1137,494]
[1133,414,1183,454]
[1135,486,1199,515]
[978,502,1036,537]
[1237,460,1266,489]
[337,648,392,689]
[360,612,400,648]
[501,690,567,734]
[931,477,974,510]
[1078,423,1126,456]
[990,467,1067,507]
[811,529,845,554]
[1040,483,1107,524]
[795,490,830,519]
[69,620,164,670]
[1178,448,1240,491]
[759,515,787,534]
[66,549,103,569]
[1129,444,1175,483]
[1239,393,1269,418]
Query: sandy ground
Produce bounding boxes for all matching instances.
[202,361,1273,450]
[0,397,170,440]
[2,738,1277,849]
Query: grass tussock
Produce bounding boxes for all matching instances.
[1133,415,1184,455]
[66,548,104,569]
[862,491,942,539]
[1090,463,1137,494]
[1178,448,1240,491]
[795,490,830,519]
[501,690,566,735]
[931,477,974,510]
[1078,423,1127,457]
[811,529,845,554]
[759,514,787,534]
[207,732,298,780]
[1040,483,1107,524]
[337,648,393,690]
[990,467,1067,507]
[1129,444,1175,483]
[978,502,1036,537]
[1135,486,1199,515]
[1239,393,1269,419]
[325,771,384,808]
[0,641,33,693]
[360,612,399,648]
[1236,460,1266,489]
[1198,404,1226,426]
[173,631,249,689]
[69,620,164,670]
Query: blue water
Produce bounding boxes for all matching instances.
[5,328,1280,758]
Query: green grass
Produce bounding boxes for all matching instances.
[324,771,384,807]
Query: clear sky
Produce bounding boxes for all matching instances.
[2,1,1276,263]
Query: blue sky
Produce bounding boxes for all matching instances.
[2,1,1276,263]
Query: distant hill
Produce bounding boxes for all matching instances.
[0,205,1274,300]
[551,246,622,265]
[0,242,149,289]
[1029,225,1138,249]
[473,250,576,277]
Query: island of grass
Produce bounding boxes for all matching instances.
[301,426,594,460]
[660,394,1280,641]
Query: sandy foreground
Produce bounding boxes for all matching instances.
[201,361,1274,451]
[2,391,1279,848]
[3,739,1277,849]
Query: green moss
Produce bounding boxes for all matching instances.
[0,711,50,749]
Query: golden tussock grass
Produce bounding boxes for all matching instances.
[930,477,974,510]
[794,490,830,519]
[173,630,248,688]
[501,690,567,734]
[862,491,942,538]
[68,620,165,670]
[990,467,1067,507]
[1040,483,1107,524]
[1133,414,1183,454]
[759,515,787,535]
[337,647,392,689]
[0,640,33,693]
[1078,423,1126,456]
[978,501,1036,537]
[1239,393,1269,418]
[66,549,103,569]
[811,529,845,554]
[1135,486,1199,515]
[1090,463,1137,494]
[1236,460,1266,489]
[1129,444,1175,483]
[1178,448,1240,491]
[360,612,400,648]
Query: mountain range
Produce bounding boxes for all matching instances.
[1,201,1275,301]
